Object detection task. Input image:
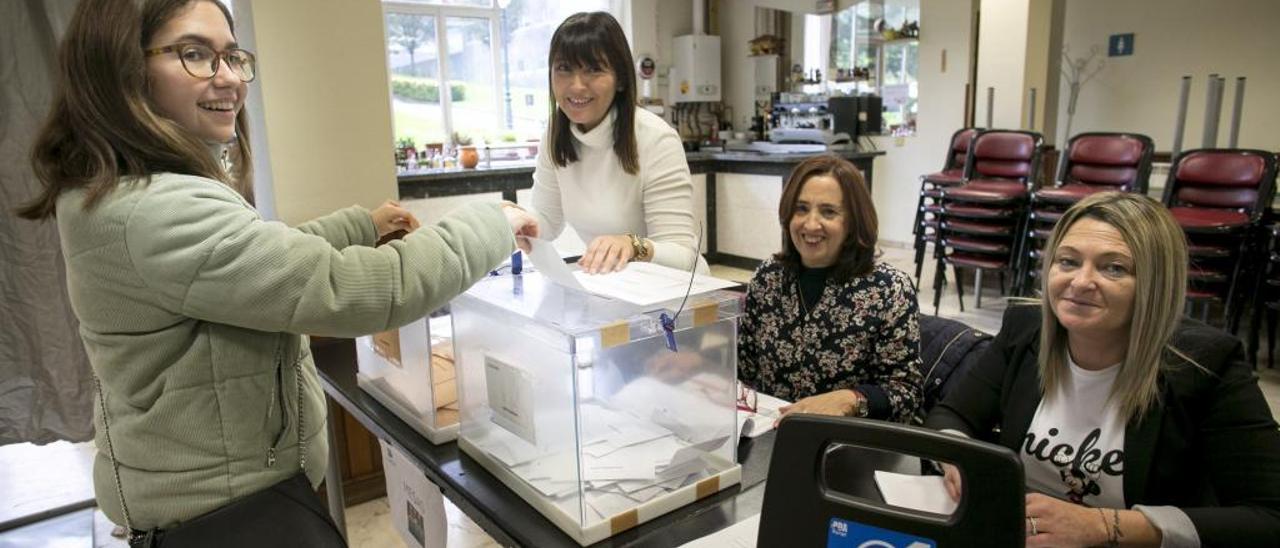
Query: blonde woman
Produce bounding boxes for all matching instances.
[926,192,1280,547]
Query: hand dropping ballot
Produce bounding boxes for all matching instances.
[524,238,734,306]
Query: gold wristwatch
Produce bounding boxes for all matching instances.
[851,391,869,418]
[626,232,651,261]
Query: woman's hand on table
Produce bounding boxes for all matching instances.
[775,389,862,426]
[580,234,638,274]
[1023,493,1109,547]
[941,462,963,502]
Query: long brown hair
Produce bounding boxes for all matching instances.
[545,12,639,174]
[18,0,253,220]
[775,154,878,281]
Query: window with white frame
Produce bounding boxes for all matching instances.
[382,0,617,156]
[830,0,919,135]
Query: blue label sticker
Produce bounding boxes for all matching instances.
[1108,33,1134,56]
[826,517,936,548]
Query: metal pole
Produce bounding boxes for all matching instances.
[1028,87,1037,130]
[1202,74,1222,148]
[1228,77,1246,148]
[501,9,513,130]
[1172,76,1191,159]
[986,87,994,129]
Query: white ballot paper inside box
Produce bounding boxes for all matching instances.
[484,354,537,445]
[525,238,735,306]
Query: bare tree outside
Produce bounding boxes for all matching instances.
[387,13,432,76]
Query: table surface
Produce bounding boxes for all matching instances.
[313,339,776,548]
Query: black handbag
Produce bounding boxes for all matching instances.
[128,472,346,548]
[94,354,348,548]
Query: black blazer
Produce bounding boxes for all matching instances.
[926,305,1280,546]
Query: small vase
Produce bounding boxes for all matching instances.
[460,146,479,169]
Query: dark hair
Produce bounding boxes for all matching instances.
[775,154,878,281]
[18,0,253,220]
[545,12,638,174]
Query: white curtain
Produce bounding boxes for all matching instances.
[0,0,93,446]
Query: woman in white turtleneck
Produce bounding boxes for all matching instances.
[528,11,707,275]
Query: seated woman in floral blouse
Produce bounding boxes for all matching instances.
[738,154,922,423]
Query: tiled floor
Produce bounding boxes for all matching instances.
[3,246,1279,547]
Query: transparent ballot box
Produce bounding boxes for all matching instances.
[451,273,743,545]
[356,315,460,444]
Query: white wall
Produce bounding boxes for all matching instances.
[238,0,397,225]
[1056,0,1280,151]
[869,0,976,246]
[975,0,1030,129]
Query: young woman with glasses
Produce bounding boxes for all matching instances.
[524,11,706,275]
[18,0,537,544]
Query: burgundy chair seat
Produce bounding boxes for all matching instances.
[945,237,1010,254]
[1186,288,1220,300]
[946,252,1010,270]
[943,204,1016,219]
[921,188,943,199]
[1033,184,1109,204]
[1186,242,1232,258]
[1169,207,1249,231]
[1189,267,1229,283]
[1030,227,1053,240]
[1030,209,1064,223]
[922,169,965,186]
[921,203,942,214]
[945,180,1029,203]
[943,219,1015,236]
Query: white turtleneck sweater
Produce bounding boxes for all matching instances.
[530,107,707,273]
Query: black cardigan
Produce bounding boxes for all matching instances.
[925,305,1280,546]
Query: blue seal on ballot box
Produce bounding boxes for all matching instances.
[826,517,936,548]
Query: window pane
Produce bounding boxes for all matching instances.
[385,12,445,147]
[497,0,610,141]
[445,16,496,142]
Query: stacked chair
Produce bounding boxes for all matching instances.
[1016,133,1155,295]
[1161,149,1277,332]
[932,129,1043,314]
[1249,223,1280,368]
[914,128,981,282]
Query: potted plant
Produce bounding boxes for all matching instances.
[453,132,478,169]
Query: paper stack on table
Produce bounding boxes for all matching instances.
[524,238,736,306]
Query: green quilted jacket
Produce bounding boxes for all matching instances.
[56,173,513,529]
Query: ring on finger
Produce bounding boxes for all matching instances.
[1027,516,1038,536]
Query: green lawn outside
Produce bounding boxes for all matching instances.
[391,75,549,148]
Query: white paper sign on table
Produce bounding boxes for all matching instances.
[381,440,447,548]
[873,470,959,515]
[678,513,760,548]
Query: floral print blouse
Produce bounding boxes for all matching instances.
[738,259,923,422]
